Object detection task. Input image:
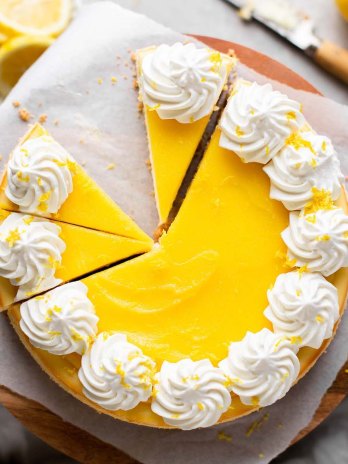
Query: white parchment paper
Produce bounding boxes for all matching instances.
[0,3,347,463]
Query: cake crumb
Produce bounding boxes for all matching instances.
[80,161,86,167]
[133,78,138,90]
[97,78,103,85]
[217,431,232,443]
[137,101,144,112]
[18,108,31,122]
[79,139,85,144]
[54,119,60,126]
[145,159,152,171]
[213,105,220,112]
[12,100,20,108]
[38,113,47,124]
[111,76,118,85]
[106,163,116,171]
[227,48,237,58]
[130,51,136,62]
[0,154,3,161]
[122,75,128,80]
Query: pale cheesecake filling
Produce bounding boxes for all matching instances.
[219,329,300,407]
[265,271,339,349]
[219,80,305,163]
[264,128,344,211]
[151,358,231,430]
[0,212,65,299]
[282,208,348,276]
[20,282,98,355]
[140,42,228,123]
[78,332,155,411]
[6,135,75,214]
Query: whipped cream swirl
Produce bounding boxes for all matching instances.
[265,272,339,349]
[140,42,228,123]
[6,135,74,214]
[20,282,98,355]
[282,209,348,276]
[79,333,155,411]
[219,81,305,163]
[264,129,344,210]
[151,358,231,430]
[219,329,300,407]
[0,213,65,299]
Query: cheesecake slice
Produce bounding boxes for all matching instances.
[0,123,151,243]
[136,42,235,223]
[0,209,152,309]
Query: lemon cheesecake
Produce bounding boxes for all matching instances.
[137,43,235,223]
[0,209,152,309]
[4,48,348,431]
[0,123,151,243]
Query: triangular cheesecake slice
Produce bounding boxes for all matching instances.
[0,209,152,310]
[0,123,151,243]
[136,42,235,223]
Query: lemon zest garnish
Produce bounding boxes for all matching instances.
[197,402,205,411]
[16,171,30,182]
[6,228,21,247]
[316,234,331,242]
[298,264,308,275]
[321,140,327,152]
[209,51,222,72]
[304,187,335,214]
[286,111,297,121]
[217,431,232,442]
[286,132,315,154]
[235,125,245,137]
[48,330,61,336]
[147,103,160,112]
[305,214,317,224]
[290,336,303,345]
[316,315,325,324]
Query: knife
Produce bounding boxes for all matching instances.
[222,0,348,85]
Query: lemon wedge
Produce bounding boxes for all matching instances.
[0,0,72,38]
[0,35,54,96]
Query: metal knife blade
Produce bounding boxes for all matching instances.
[223,0,321,54]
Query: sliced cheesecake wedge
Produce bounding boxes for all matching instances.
[0,209,152,310]
[136,42,235,224]
[0,123,151,244]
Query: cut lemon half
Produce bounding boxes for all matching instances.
[336,0,348,20]
[0,35,54,96]
[0,0,72,38]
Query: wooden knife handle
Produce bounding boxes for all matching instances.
[313,40,348,85]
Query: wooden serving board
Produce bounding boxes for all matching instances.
[0,36,347,464]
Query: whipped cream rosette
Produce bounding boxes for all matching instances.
[20,282,98,355]
[265,271,339,349]
[0,212,65,299]
[151,358,231,430]
[79,333,155,411]
[140,42,228,123]
[264,129,344,211]
[219,329,300,407]
[219,80,305,163]
[282,208,348,276]
[6,135,74,214]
